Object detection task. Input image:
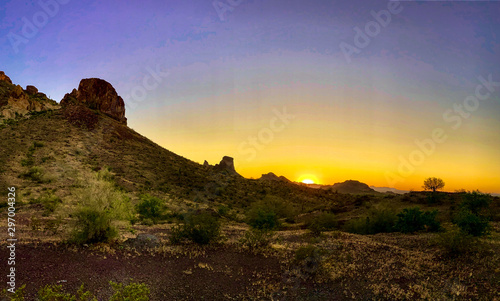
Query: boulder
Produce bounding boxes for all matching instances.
[26,85,38,95]
[61,78,127,124]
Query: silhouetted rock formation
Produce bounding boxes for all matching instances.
[330,180,376,194]
[203,160,210,167]
[214,156,238,175]
[259,172,291,183]
[61,78,127,124]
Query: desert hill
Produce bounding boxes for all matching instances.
[330,180,377,194]
[0,73,358,214]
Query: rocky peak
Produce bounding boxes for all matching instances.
[0,71,12,84]
[25,85,38,95]
[61,78,127,125]
[259,172,291,182]
[214,156,238,175]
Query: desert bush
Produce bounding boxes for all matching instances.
[293,245,325,277]
[247,196,295,229]
[453,209,490,237]
[247,207,279,230]
[19,166,50,183]
[239,229,275,252]
[451,191,492,237]
[136,194,166,224]
[70,171,132,245]
[307,212,337,236]
[71,208,118,244]
[217,204,230,216]
[38,283,95,301]
[170,211,221,245]
[437,226,478,255]
[39,193,62,216]
[458,190,491,215]
[394,207,441,233]
[344,208,397,235]
[109,281,150,301]
[0,284,25,301]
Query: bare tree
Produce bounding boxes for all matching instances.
[422,177,445,192]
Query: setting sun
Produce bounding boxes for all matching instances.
[297,174,319,185]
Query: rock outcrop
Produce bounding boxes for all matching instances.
[214,156,238,175]
[61,78,127,124]
[259,172,291,183]
[0,71,12,84]
[0,72,59,121]
[25,85,38,95]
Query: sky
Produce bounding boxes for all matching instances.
[1,0,499,193]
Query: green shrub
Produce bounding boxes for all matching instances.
[459,191,492,215]
[217,205,230,217]
[344,208,397,235]
[136,195,165,224]
[71,208,117,244]
[453,209,490,237]
[437,227,478,255]
[247,208,279,230]
[39,193,62,216]
[239,229,275,252]
[345,216,370,234]
[170,211,221,245]
[38,283,96,301]
[293,245,325,277]
[21,157,34,167]
[69,171,132,245]
[247,196,295,229]
[0,284,25,301]
[20,166,49,183]
[395,207,441,233]
[109,281,150,301]
[307,212,337,236]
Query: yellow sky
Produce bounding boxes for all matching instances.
[129,80,500,194]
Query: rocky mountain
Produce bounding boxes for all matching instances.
[259,172,291,183]
[0,71,59,122]
[60,78,127,124]
[330,180,376,194]
[370,186,409,194]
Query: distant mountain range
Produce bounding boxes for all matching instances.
[370,186,409,194]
